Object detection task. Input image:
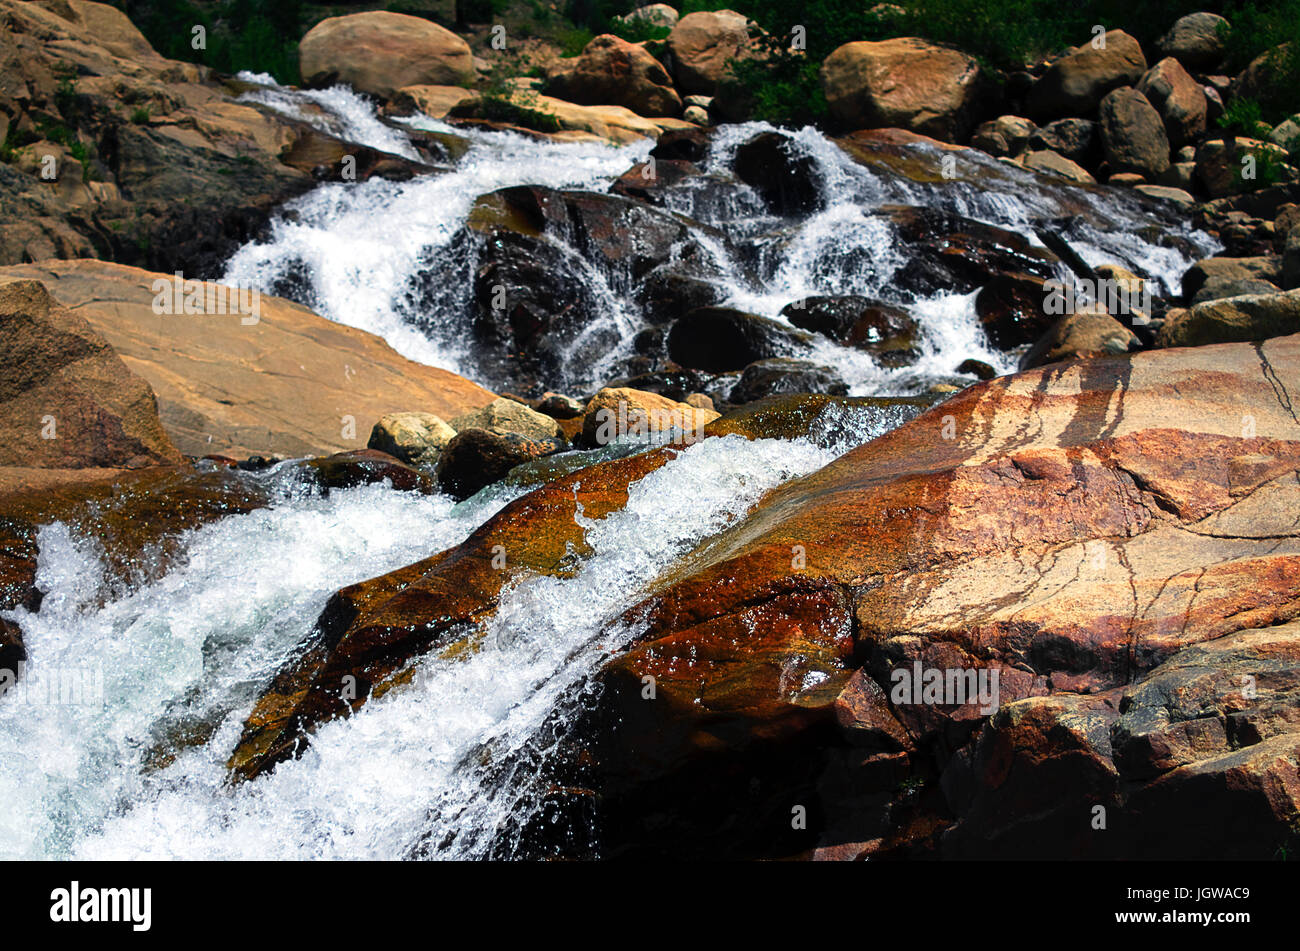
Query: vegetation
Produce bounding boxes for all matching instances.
[113,0,304,83]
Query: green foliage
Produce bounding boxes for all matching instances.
[476,54,563,132]
[608,16,671,44]
[1218,97,1272,137]
[113,0,303,84]
[1222,0,1300,123]
[557,26,596,56]
[131,106,153,124]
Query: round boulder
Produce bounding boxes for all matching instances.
[1025,30,1147,119]
[665,10,758,97]
[1098,87,1171,179]
[299,12,475,99]
[820,37,985,142]
[545,34,682,117]
[1155,12,1229,71]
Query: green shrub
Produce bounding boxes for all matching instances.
[1218,97,1272,138]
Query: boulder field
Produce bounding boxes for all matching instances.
[226,334,1300,858]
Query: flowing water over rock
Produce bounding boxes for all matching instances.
[221,77,1217,396]
[0,437,836,859]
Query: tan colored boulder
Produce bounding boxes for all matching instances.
[546,34,682,117]
[1026,30,1147,118]
[1017,149,1096,184]
[821,37,985,142]
[1019,309,1141,368]
[0,279,184,469]
[665,9,757,97]
[299,12,475,99]
[450,397,563,441]
[1156,289,1300,347]
[1138,57,1207,146]
[971,115,1036,156]
[579,387,719,447]
[1099,87,1170,179]
[1196,137,1287,197]
[1156,12,1229,71]
[389,84,478,119]
[0,260,494,458]
[367,412,456,469]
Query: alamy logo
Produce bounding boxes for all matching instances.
[1043,277,1151,323]
[151,271,260,324]
[891,662,1000,715]
[50,881,151,932]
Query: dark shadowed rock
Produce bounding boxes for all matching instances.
[435,428,565,500]
[667,307,813,372]
[733,132,823,217]
[728,359,849,403]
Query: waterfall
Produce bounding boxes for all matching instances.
[221,77,1217,397]
[0,437,843,860]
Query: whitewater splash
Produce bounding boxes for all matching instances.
[221,76,1217,396]
[0,436,843,860]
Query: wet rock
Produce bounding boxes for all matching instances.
[781,296,919,364]
[728,359,849,403]
[298,11,474,99]
[545,34,682,118]
[1019,310,1141,368]
[635,260,727,324]
[435,428,565,500]
[0,279,185,469]
[733,132,823,216]
[1098,87,1171,180]
[593,334,1300,858]
[667,307,813,372]
[973,272,1057,350]
[956,358,997,380]
[703,393,937,441]
[0,618,25,677]
[1137,57,1208,147]
[821,37,986,142]
[883,206,1061,301]
[535,393,585,420]
[650,127,712,162]
[610,159,698,204]
[367,412,456,469]
[1026,30,1147,119]
[298,448,436,494]
[579,387,718,447]
[1155,289,1300,346]
[228,447,678,780]
[1156,12,1229,71]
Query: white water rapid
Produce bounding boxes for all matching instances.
[1,435,848,859]
[220,76,1217,396]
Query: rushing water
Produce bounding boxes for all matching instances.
[1,437,840,860]
[221,76,1217,396]
[3,77,1223,860]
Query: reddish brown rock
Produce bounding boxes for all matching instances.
[0,279,185,470]
[545,34,682,117]
[227,447,678,781]
[592,333,1300,857]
